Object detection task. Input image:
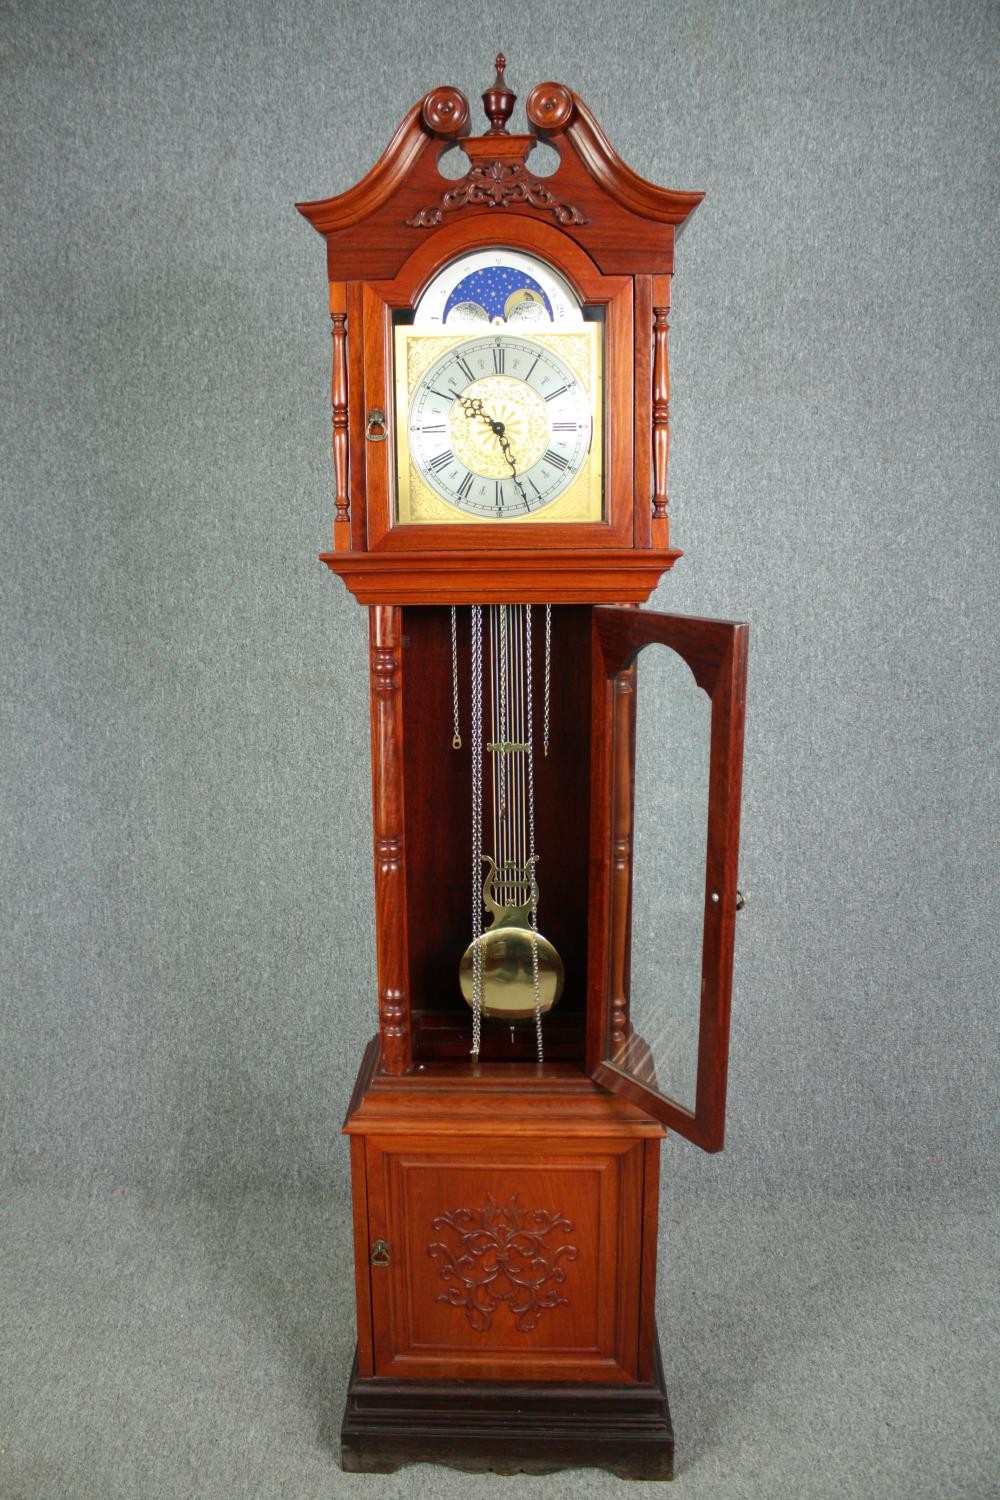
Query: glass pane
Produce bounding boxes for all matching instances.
[616,643,710,1114]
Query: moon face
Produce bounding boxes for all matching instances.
[446,300,490,327]
[504,288,548,324]
[413,249,584,329]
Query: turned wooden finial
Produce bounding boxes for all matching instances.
[482,53,516,134]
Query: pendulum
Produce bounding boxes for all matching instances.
[454,604,563,1060]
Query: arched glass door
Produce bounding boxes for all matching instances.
[587,609,748,1151]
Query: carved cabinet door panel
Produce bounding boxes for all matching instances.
[364,1134,648,1383]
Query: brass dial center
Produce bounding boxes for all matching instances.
[448,375,549,479]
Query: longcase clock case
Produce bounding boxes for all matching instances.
[298,60,747,1480]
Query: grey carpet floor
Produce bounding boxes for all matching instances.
[1,1187,994,1499]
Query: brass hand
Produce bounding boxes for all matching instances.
[456,395,529,507]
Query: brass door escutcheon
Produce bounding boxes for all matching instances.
[370,1238,391,1267]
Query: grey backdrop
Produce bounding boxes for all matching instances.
[2,2,996,1497]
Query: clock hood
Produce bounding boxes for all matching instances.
[296,55,702,282]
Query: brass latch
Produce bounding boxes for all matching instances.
[365,408,387,442]
[370,1238,391,1267]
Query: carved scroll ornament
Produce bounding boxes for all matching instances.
[428,1192,578,1332]
[406,159,588,229]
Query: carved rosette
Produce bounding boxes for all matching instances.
[421,85,470,138]
[525,81,575,132]
[406,159,588,229]
[428,1193,578,1333]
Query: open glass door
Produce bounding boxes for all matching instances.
[587,608,749,1151]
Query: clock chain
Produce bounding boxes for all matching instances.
[543,603,552,757]
[450,605,461,749]
[525,605,544,1062]
[488,607,500,899]
[499,604,508,838]
[470,605,484,1058]
[451,604,549,761]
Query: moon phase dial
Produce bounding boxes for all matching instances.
[407,335,593,519]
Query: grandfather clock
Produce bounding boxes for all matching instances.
[298,58,747,1480]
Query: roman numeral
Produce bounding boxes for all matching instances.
[421,423,446,433]
[427,450,454,472]
[494,481,504,509]
[456,472,474,501]
[525,355,541,381]
[455,356,475,383]
[492,345,505,374]
[544,385,570,402]
[551,422,577,432]
[543,449,569,470]
[428,387,459,403]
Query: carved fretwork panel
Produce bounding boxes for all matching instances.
[429,1194,579,1333]
[364,1136,647,1382]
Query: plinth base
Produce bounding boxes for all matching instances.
[340,1330,674,1480]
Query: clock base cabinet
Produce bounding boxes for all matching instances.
[340,1043,673,1479]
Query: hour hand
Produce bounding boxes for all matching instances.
[456,395,527,505]
[458,395,503,436]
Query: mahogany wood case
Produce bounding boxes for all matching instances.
[298,58,748,1480]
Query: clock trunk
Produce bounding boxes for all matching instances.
[399,603,590,1064]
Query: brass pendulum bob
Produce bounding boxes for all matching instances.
[460,855,564,1022]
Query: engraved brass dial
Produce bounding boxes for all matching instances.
[394,325,603,525]
[407,334,592,518]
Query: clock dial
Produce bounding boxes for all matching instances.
[408,335,592,518]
